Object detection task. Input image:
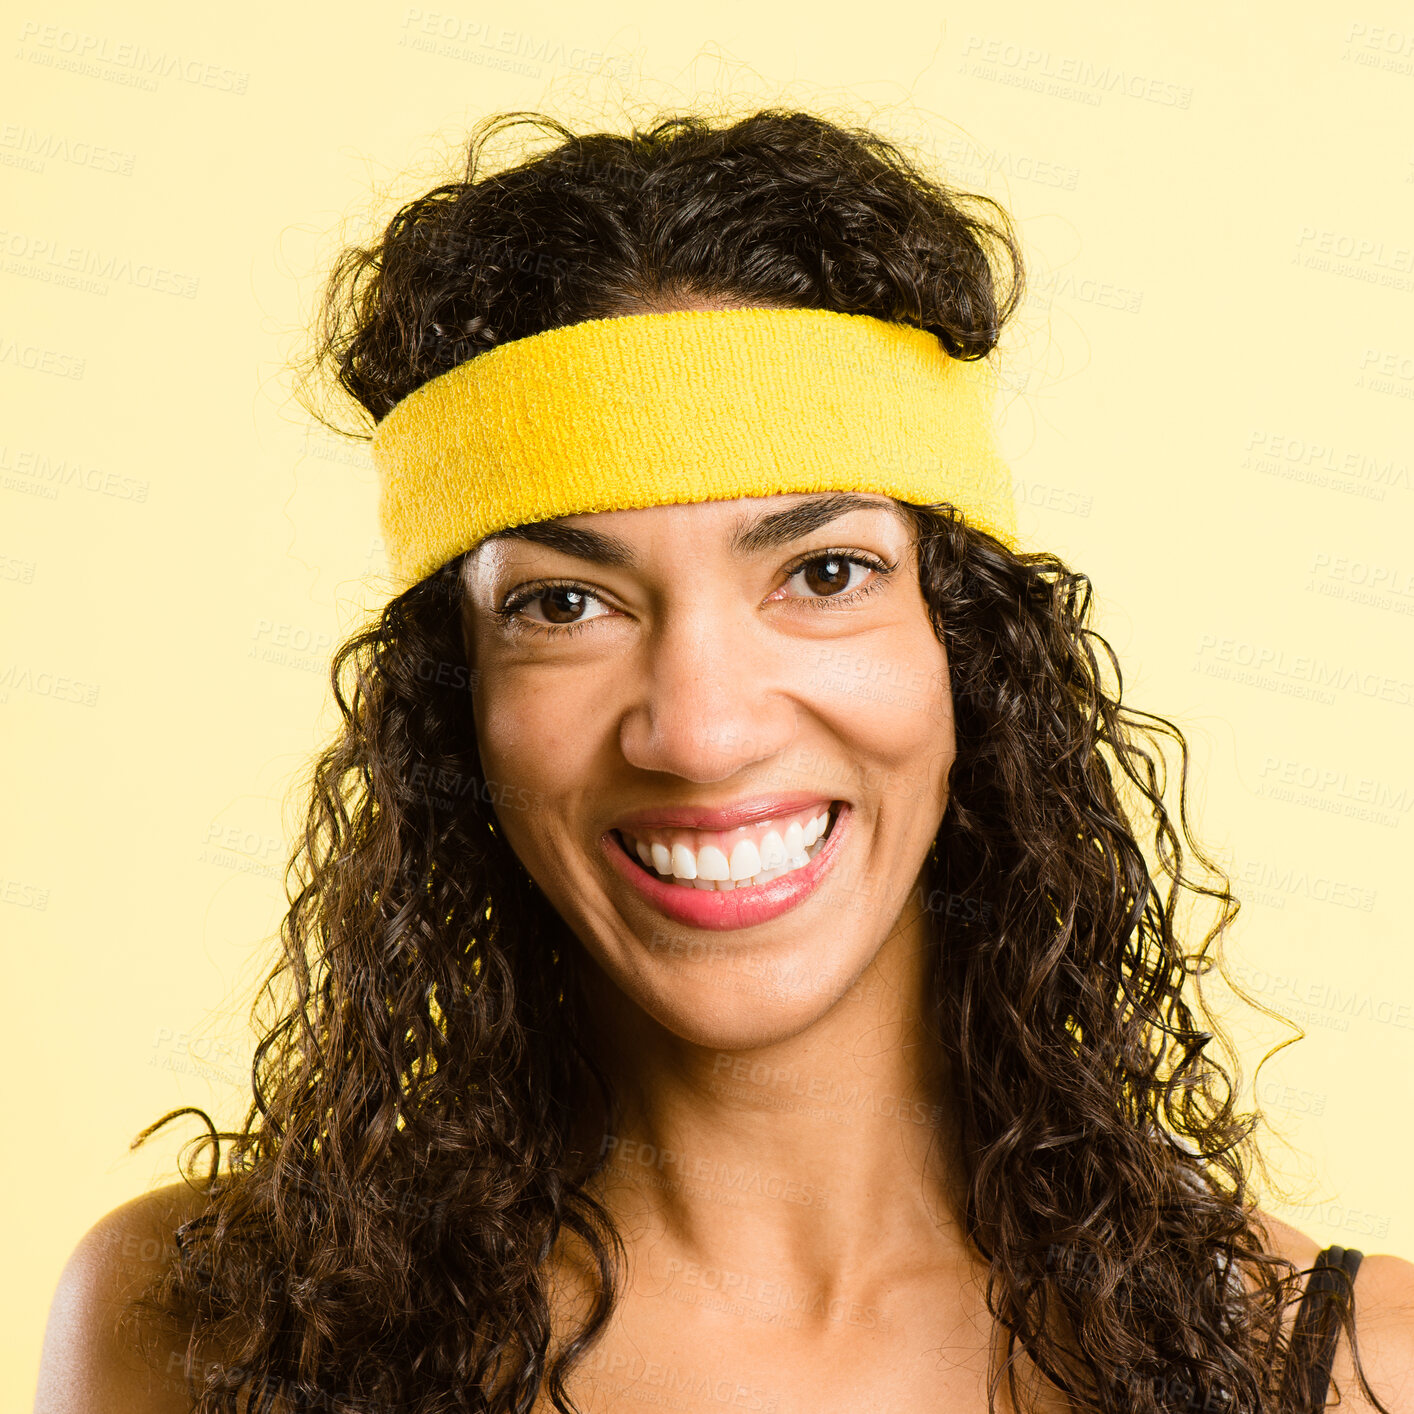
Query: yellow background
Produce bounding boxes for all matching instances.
[6,1,1412,1401]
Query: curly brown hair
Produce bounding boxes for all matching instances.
[123,107,1390,1414]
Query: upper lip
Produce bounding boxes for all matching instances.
[609,794,840,833]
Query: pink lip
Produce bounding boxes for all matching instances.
[610,793,836,832]
[601,803,852,932]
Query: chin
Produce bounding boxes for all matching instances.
[599,896,897,1050]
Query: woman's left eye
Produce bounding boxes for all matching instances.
[778,551,892,603]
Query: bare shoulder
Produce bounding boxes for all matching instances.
[1335,1250,1414,1412]
[1254,1206,1414,1412]
[32,1180,213,1414]
[1252,1207,1323,1271]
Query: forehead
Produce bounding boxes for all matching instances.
[476,492,911,569]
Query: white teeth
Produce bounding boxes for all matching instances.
[759,830,786,869]
[695,844,731,881]
[728,838,762,881]
[621,806,838,892]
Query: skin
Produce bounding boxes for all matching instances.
[453,482,1414,1407]
[460,487,981,1406]
[31,1183,1414,1413]
[31,297,1414,1412]
[461,479,1026,1408]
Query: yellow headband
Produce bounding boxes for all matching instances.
[371,306,1018,588]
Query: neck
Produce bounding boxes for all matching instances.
[565,896,970,1295]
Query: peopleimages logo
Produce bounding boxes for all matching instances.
[1193,632,1414,709]
[0,122,136,175]
[14,20,249,94]
[0,445,149,502]
[599,1132,829,1210]
[0,335,84,379]
[959,33,1194,108]
[1,230,199,298]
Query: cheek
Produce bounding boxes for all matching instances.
[474,675,582,798]
[471,685,571,894]
[808,625,954,782]
[470,662,614,873]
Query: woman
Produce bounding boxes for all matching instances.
[35,108,1413,1414]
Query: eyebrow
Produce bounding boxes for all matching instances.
[483,492,908,567]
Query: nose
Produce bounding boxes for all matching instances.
[617,610,799,783]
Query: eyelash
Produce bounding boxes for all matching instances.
[493,549,898,640]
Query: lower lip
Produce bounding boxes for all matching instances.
[601,804,852,932]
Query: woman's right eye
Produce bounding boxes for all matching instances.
[497,583,613,635]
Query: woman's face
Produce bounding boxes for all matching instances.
[460,492,955,1049]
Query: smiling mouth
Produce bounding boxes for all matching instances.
[611,802,842,892]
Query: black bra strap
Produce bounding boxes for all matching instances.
[1282,1243,1364,1411]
